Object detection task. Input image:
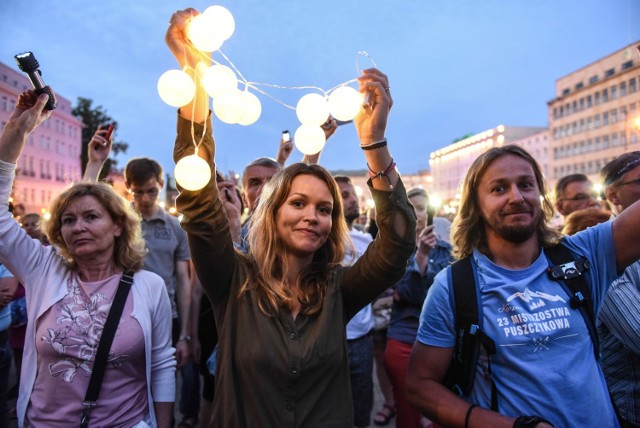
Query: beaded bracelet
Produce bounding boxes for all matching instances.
[361,139,388,151]
[367,157,396,189]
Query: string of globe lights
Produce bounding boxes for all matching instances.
[157,5,375,191]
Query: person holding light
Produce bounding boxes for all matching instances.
[165,8,416,426]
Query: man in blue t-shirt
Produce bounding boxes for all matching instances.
[406,145,640,428]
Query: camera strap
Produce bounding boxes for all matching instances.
[80,271,134,428]
[545,242,599,359]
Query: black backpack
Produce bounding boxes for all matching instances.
[443,242,597,411]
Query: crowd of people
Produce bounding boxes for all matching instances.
[0,7,639,428]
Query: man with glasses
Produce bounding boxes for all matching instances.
[124,158,197,426]
[598,151,640,428]
[554,173,601,219]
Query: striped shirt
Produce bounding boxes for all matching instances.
[598,260,640,427]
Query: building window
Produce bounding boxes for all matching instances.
[562,88,570,96]
[575,82,584,90]
[611,85,617,100]
[1,96,6,111]
[595,114,601,128]
[595,92,601,105]
[630,78,637,93]
[612,133,618,147]
[602,88,609,102]
[579,98,585,111]
[589,75,599,84]
[620,81,627,97]
[603,111,609,126]
[586,95,592,107]
[621,60,633,70]
[604,68,615,77]
[611,109,618,123]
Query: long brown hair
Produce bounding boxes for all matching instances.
[241,163,351,316]
[451,144,559,259]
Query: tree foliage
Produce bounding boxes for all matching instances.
[72,97,128,180]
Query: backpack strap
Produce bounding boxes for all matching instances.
[545,242,599,358]
[448,256,497,409]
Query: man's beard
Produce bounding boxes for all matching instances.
[345,211,359,224]
[489,204,541,244]
[494,222,538,243]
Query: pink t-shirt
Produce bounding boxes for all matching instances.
[26,273,148,427]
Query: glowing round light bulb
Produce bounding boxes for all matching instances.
[174,154,211,191]
[237,91,262,126]
[201,64,238,98]
[294,125,326,155]
[296,93,330,126]
[203,5,235,41]
[187,13,224,52]
[157,69,196,107]
[328,86,363,121]
[213,89,246,124]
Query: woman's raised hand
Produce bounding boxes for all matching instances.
[0,90,52,163]
[354,68,393,146]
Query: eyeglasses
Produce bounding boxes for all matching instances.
[130,188,159,198]
[612,177,640,187]
[558,192,600,202]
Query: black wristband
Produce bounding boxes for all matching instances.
[361,139,388,150]
[465,404,478,428]
[513,415,553,428]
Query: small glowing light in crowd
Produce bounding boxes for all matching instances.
[169,206,178,215]
[593,183,603,196]
[366,199,375,209]
[187,13,224,52]
[8,197,13,203]
[497,135,505,144]
[159,201,166,209]
[238,90,262,126]
[175,154,212,191]
[430,195,442,209]
[157,69,196,107]
[213,89,246,124]
[43,211,51,221]
[294,124,326,155]
[496,124,505,133]
[203,5,235,41]
[328,86,363,121]
[354,186,363,197]
[296,93,330,126]
[201,64,238,98]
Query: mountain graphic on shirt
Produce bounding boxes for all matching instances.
[506,287,566,309]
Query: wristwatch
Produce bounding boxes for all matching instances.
[513,416,553,428]
[178,335,191,342]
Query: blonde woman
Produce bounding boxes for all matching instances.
[0,91,175,427]
[166,8,416,427]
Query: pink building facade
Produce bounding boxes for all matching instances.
[0,61,83,215]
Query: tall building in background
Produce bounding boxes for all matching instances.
[429,126,548,213]
[0,61,83,215]
[548,41,640,187]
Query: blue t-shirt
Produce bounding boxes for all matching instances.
[417,221,620,428]
[0,263,13,331]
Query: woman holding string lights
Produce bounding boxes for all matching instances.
[166,8,416,427]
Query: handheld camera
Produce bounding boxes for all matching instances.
[14,51,56,110]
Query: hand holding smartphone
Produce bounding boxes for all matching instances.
[427,205,436,226]
[103,123,115,141]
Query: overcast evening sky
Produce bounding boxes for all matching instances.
[1,0,639,177]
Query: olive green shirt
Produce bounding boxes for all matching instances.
[174,113,416,427]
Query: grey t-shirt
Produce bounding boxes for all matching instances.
[141,207,190,318]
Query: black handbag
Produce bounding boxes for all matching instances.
[80,271,134,428]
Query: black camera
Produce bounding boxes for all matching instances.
[14,51,57,110]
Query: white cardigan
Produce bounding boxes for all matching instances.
[0,161,176,427]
